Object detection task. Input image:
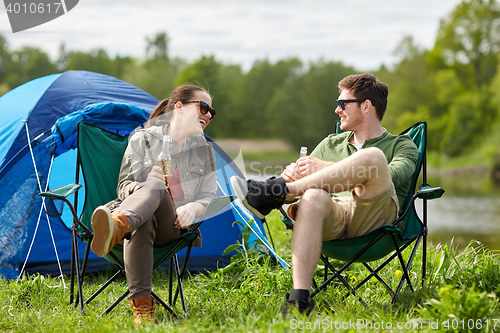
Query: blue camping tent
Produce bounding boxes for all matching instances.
[0,70,285,280]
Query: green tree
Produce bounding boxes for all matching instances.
[146,32,169,63]
[127,32,180,100]
[56,43,69,71]
[64,48,133,79]
[481,54,500,171]
[66,49,110,74]
[230,58,303,139]
[4,46,57,89]
[0,34,11,86]
[434,0,500,87]
[441,86,495,156]
[266,60,354,149]
[175,55,244,138]
[378,36,450,151]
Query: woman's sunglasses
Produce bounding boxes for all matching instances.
[184,101,216,120]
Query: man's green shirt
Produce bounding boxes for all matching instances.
[310,130,418,210]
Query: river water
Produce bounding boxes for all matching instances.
[423,173,500,250]
[244,161,500,250]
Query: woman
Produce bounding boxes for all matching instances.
[90,85,217,324]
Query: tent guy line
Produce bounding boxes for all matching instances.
[18,120,66,287]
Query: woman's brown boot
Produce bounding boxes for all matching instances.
[130,295,155,325]
[91,206,132,257]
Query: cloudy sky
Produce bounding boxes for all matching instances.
[0,0,462,71]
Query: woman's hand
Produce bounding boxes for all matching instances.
[175,202,205,229]
[146,165,172,183]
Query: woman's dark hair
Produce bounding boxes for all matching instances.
[146,84,210,127]
[338,73,388,121]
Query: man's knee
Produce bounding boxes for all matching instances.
[360,147,386,163]
[358,147,388,174]
[297,189,332,220]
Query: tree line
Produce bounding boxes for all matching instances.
[1,0,499,168]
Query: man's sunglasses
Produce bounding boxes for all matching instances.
[336,99,366,110]
[185,100,216,119]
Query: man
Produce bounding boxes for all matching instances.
[230,73,418,316]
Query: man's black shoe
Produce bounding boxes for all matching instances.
[230,176,288,219]
[282,293,315,317]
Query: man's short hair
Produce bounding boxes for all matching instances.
[338,73,388,121]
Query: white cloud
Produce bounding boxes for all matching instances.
[0,0,462,71]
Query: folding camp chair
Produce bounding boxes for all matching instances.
[280,121,444,305]
[39,121,235,316]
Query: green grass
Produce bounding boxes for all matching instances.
[1,213,500,332]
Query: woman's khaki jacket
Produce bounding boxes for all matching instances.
[106,124,218,247]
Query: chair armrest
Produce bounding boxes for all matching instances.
[188,195,237,231]
[416,185,445,200]
[285,197,300,204]
[39,184,83,200]
[281,216,294,230]
[279,207,294,230]
[39,183,92,236]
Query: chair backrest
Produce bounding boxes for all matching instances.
[77,122,130,232]
[334,121,427,240]
[397,121,426,239]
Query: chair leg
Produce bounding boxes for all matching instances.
[324,258,329,284]
[422,230,427,286]
[392,235,422,304]
[315,255,369,307]
[362,262,395,297]
[390,235,414,296]
[80,241,91,281]
[173,254,187,313]
[69,227,76,306]
[169,258,173,305]
[101,289,130,317]
[152,291,177,318]
[74,238,92,309]
[312,278,319,292]
[85,270,123,304]
[72,227,85,314]
[173,244,193,305]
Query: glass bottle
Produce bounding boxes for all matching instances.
[299,146,308,157]
[157,135,172,188]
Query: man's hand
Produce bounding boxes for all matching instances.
[296,156,332,177]
[175,202,205,229]
[281,156,334,182]
[281,162,302,182]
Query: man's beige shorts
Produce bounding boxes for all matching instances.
[287,183,399,241]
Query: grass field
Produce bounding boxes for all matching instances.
[1,211,500,332]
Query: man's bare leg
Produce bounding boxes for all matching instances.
[286,147,392,201]
[288,147,393,291]
[291,189,333,290]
